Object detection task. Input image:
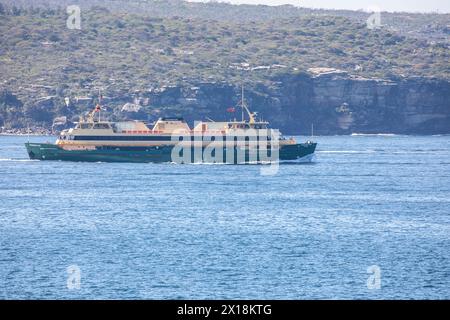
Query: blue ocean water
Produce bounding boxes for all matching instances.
[0,134,449,299]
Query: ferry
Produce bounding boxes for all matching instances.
[25,95,317,164]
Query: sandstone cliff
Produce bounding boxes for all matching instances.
[2,69,449,135]
[108,69,450,135]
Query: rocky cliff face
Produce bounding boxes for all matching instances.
[122,69,450,135]
[271,69,450,134]
[2,69,449,135]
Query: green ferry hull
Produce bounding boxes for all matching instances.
[25,142,317,164]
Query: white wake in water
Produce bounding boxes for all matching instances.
[317,150,377,154]
[351,133,398,137]
[0,158,38,162]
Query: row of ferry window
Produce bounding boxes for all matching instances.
[60,136,274,141]
[75,123,268,130]
[178,136,273,141]
[228,124,267,129]
[76,123,112,129]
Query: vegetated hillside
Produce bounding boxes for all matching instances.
[4,0,450,43]
[0,1,449,134]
